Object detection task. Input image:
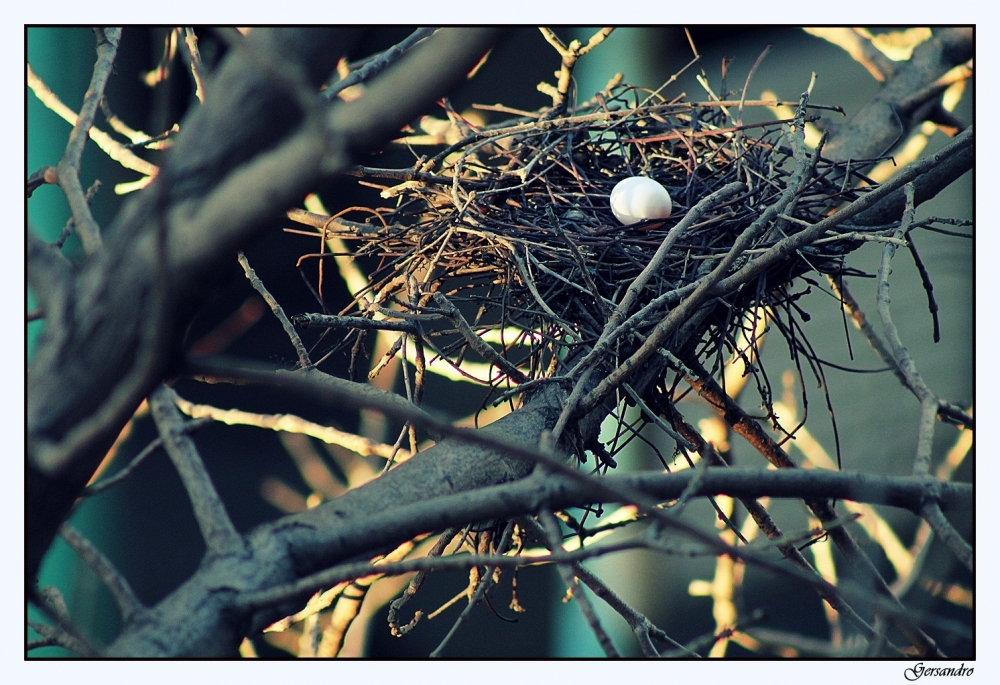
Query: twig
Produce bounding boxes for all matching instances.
[54,180,101,249]
[322,28,436,100]
[55,28,122,254]
[538,28,614,114]
[82,418,211,497]
[577,189,787,417]
[293,313,416,333]
[903,234,941,343]
[875,184,926,397]
[578,126,971,419]
[182,28,207,102]
[550,181,747,442]
[552,212,612,319]
[874,184,939,476]
[621,383,694,451]
[604,182,747,348]
[193,358,970,513]
[388,528,460,636]
[28,587,101,657]
[149,384,243,556]
[60,524,143,623]
[429,524,515,657]
[920,503,973,572]
[660,610,768,658]
[317,538,419,656]
[539,509,620,657]
[520,515,684,657]
[27,620,98,657]
[431,291,528,383]
[803,28,896,82]
[679,354,943,656]
[25,52,161,180]
[827,271,895,370]
[26,165,57,198]
[713,127,973,294]
[238,251,313,369]
[211,452,964,655]
[665,403,887,647]
[173,394,405,460]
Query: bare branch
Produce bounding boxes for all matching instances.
[181,28,206,102]
[538,28,614,113]
[28,28,504,581]
[60,524,144,623]
[55,28,122,253]
[173,393,405,460]
[322,27,437,100]
[920,503,973,572]
[149,384,242,556]
[431,291,528,383]
[804,28,896,81]
[822,28,973,163]
[238,252,312,369]
[538,509,620,657]
[28,620,99,657]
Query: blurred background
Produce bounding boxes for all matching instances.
[27,27,972,658]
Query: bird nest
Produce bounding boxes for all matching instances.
[307,84,875,414]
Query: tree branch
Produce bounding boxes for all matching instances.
[28,27,504,581]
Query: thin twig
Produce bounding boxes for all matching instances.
[664,401,887,647]
[82,418,211,497]
[27,620,98,657]
[388,528,460,636]
[429,524,515,657]
[54,180,101,249]
[55,28,122,253]
[149,384,243,556]
[903,234,941,343]
[182,28,207,102]
[60,524,143,623]
[431,291,528,383]
[874,184,939,476]
[679,353,943,656]
[322,28,436,100]
[920,502,973,572]
[28,587,100,657]
[519,515,686,657]
[539,509,620,657]
[29,63,158,178]
[293,313,417,333]
[173,395,405,460]
[238,251,313,369]
[538,27,614,114]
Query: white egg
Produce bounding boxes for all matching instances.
[610,176,672,225]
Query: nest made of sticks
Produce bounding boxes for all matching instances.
[310,83,876,408]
